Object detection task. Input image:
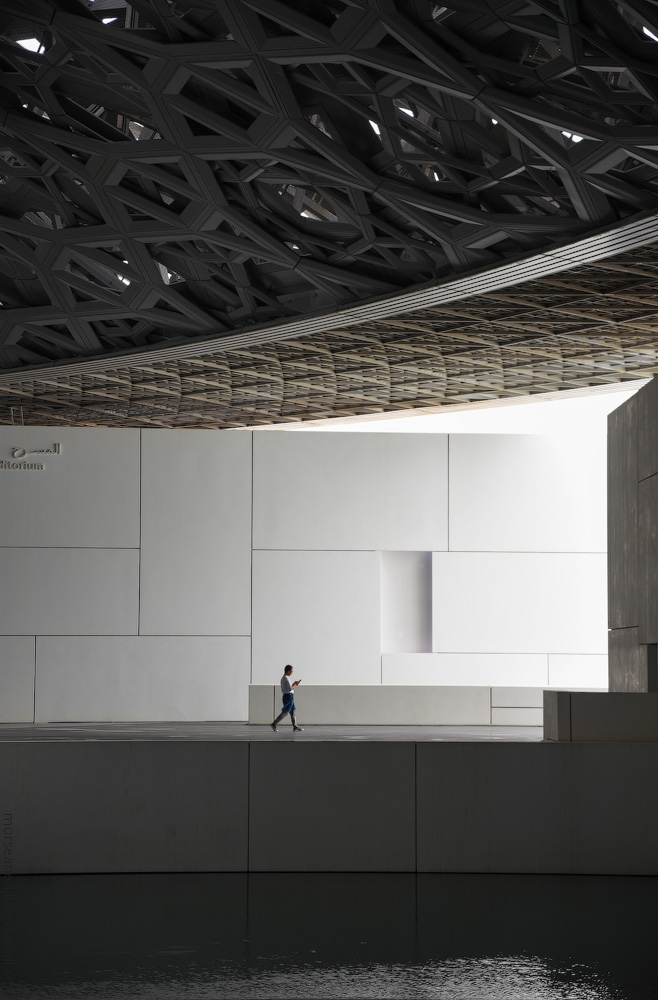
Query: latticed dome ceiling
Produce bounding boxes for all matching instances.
[0,0,658,424]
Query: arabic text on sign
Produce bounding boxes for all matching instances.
[12,444,61,459]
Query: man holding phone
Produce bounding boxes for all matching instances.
[271,664,303,732]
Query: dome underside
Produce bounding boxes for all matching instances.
[0,0,658,373]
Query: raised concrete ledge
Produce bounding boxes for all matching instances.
[544,690,658,741]
[249,685,490,725]
[250,685,603,726]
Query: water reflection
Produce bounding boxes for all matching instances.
[3,873,656,999]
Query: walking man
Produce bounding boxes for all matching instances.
[271,664,303,732]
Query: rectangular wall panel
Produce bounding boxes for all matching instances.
[491,707,543,725]
[449,434,606,553]
[417,743,572,873]
[253,432,448,551]
[0,636,35,722]
[0,548,138,635]
[281,684,490,725]
[3,741,248,873]
[571,744,658,873]
[35,636,250,722]
[139,429,252,636]
[607,396,638,629]
[252,550,381,685]
[0,427,139,548]
[491,688,544,708]
[547,691,658,744]
[638,473,658,643]
[548,654,608,689]
[417,743,658,874]
[381,435,448,550]
[382,652,548,686]
[249,742,416,871]
[432,552,608,655]
[568,692,658,742]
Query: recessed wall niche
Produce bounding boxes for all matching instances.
[380,551,432,654]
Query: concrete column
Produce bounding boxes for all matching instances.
[607,378,658,691]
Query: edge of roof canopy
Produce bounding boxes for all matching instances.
[1,209,658,386]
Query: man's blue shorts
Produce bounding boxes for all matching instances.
[282,692,295,714]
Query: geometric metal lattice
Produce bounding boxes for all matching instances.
[1,244,657,427]
[2,0,658,370]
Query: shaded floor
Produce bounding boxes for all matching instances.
[0,722,543,742]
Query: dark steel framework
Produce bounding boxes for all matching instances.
[1,244,657,427]
[1,0,658,376]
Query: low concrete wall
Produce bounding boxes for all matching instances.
[544,691,658,741]
[249,685,550,726]
[3,738,658,875]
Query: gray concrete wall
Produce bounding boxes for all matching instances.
[608,379,658,690]
[3,739,658,875]
[0,741,249,874]
[417,742,658,874]
[544,690,658,743]
[608,392,638,635]
[249,742,416,871]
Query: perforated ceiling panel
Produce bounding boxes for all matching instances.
[1,245,657,427]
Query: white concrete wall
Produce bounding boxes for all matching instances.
[35,636,250,722]
[0,548,139,635]
[139,429,251,636]
[448,433,606,552]
[253,432,448,551]
[0,636,35,722]
[548,654,608,688]
[432,552,607,655]
[0,426,251,722]
[252,550,381,685]
[0,427,139,548]
[382,653,549,687]
[250,683,565,725]
[0,426,608,721]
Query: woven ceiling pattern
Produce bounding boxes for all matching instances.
[2,245,657,426]
[1,0,658,369]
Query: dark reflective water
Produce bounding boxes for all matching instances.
[2,873,657,999]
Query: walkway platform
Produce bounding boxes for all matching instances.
[0,722,542,742]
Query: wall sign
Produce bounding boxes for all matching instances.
[0,443,61,471]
